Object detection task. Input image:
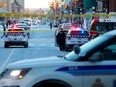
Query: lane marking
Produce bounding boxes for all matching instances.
[0,49,15,70]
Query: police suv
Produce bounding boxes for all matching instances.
[65,26,90,51]
[4,27,28,48]
[1,30,116,87]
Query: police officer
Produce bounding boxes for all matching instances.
[1,23,6,38]
[50,22,52,29]
[56,30,66,51]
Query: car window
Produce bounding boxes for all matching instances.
[88,38,116,61]
[102,43,116,60]
[63,25,71,29]
[62,23,72,28]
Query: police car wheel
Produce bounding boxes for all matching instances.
[4,43,9,48]
[33,81,70,87]
[24,43,28,48]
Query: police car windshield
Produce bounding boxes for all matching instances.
[65,33,113,61]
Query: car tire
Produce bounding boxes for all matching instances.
[24,42,28,48]
[4,43,9,48]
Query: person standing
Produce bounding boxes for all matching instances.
[56,31,66,51]
[50,22,52,29]
[1,23,6,38]
[6,20,9,29]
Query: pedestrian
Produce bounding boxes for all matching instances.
[6,20,9,29]
[1,23,6,38]
[50,22,52,29]
[56,31,66,51]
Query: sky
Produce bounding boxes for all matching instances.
[25,0,53,9]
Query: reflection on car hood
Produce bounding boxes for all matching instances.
[7,56,68,69]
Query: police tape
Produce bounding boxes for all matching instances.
[0,13,115,18]
[0,29,55,32]
[0,30,105,34]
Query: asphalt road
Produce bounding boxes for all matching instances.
[0,24,69,73]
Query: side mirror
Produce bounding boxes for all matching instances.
[73,45,81,54]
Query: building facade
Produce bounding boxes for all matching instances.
[2,0,13,13]
[55,0,116,14]
[2,0,24,13]
[109,0,116,13]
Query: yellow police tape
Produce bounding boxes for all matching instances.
[0,29,55,32]
[0,13,115,18]
[0,30,105,34]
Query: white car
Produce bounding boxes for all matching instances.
[4,28,28,48]
[65,27,90,50]
[61,23,72,32]
[14,23,30,38]
[24,19,32,26]
[1,30,116,87]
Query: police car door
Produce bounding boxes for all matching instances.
[83,40,116,87]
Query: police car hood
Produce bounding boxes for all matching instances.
[7,56,69,69]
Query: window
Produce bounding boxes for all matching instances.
[96,22,116,33]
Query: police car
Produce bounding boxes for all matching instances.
[14,23,30,38]
[65,26,90,51]
[4,27,28,48]
[1,30,116,87]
